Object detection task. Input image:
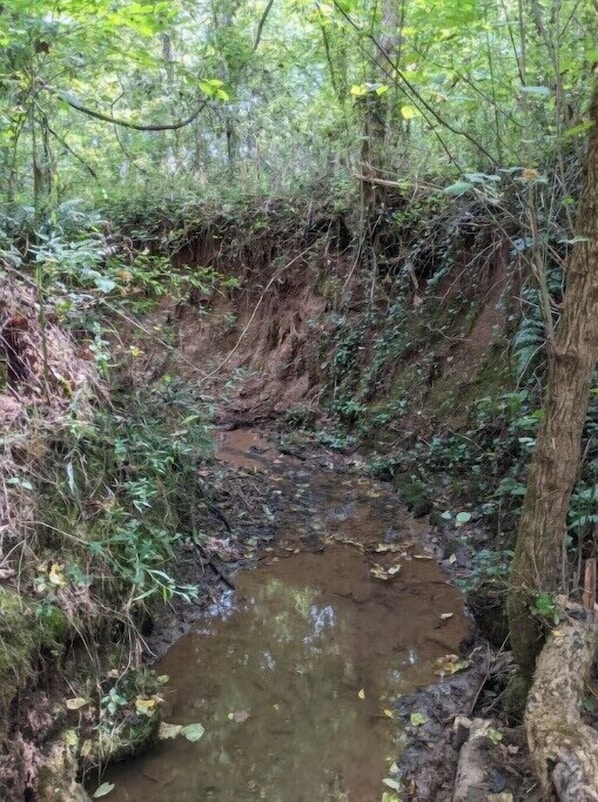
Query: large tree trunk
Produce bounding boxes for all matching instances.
[507,77,598,684]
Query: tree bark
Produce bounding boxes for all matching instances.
[507,76,598,683]
[526,601,598,800]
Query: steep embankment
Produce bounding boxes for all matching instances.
[112,191,522,435]
[0,258,217,798]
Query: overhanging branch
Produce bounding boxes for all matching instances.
[44,85,208,132]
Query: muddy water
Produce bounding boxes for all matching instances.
[105,431,468,802]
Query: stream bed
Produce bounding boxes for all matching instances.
[104,430,470,801]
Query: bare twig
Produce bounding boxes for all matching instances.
[254,0,275,50]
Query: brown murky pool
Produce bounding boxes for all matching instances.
[104,431,468,802]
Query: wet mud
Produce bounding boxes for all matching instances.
[103,429,472,801]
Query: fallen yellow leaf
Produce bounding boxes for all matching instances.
[135,697,157,717]
[370,564,390,580]
[49,563,67,588]
[434,654,470,675]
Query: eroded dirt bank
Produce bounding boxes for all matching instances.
[112,192,520,435]
[89,192,551,800]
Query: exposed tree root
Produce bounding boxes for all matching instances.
[525,602,598,800]
[452,717,496,801]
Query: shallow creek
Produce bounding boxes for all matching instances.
[105,431,469,801]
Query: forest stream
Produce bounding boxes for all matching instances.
[102,430,470,801]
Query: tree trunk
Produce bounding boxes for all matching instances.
[360,0,401,207]
[507,76,598,685]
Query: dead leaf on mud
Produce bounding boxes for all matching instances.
[382,777,402,791]
[159,722,183,740]
[374,543,402,553]
[370,563,401,580]
[180,723,206,741]
[228,709,250,723]
[434,654,470,675]
[326,534,364,551]
[134,697,157,717]
[439,612,454,621]
[358,689,365,699]
[159,721,206,741]
[66,697,89,710]
[93,783,115,798]
[48,563,68,587]
[413,553,433,560]
[370,564,389,580]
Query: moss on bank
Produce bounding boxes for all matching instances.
[0,588,36,710]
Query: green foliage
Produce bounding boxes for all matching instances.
[1,0,595,211]
[37,374,212,605]
[1,216,221,611]
[315,429,356,452]
[0,2,597,783]
[102,686,129,718]
[0,588,36,708]
[532,592,559,626]
[511,262,565,380]
[10,215,237,315]
[457,549,514,593]
[91,667,165,766]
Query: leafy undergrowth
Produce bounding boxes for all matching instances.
[0,181,595,797]
[0,220,228,798]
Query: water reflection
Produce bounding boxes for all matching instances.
[104,430,469,802]
[107,571,385,802]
